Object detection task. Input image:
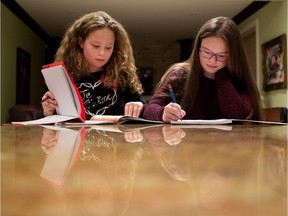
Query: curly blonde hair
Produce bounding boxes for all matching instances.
[55,11,143,94]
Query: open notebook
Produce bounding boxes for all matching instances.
[12,62,86,125]
[170,118,287,125]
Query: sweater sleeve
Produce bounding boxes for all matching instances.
[143,69,186,121]
[215,68,253,119]
[142,95,166,121]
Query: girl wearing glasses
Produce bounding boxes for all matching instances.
[143,16,262,123]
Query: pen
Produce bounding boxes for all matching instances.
[168,84,183,121]
[168,84,177,103]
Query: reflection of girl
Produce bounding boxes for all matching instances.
[143,125,190,181]
[41,127,144,216]
[67,129,144,215]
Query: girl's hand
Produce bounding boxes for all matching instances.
[125,102,144,117]
[162,102,186,123]
[41,91,58,117]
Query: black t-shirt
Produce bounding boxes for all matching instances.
[76,71,143,119]
[35,71,145,120]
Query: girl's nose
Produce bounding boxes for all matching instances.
[98,49,104,56]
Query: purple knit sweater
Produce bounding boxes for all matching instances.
[143,68,253,121]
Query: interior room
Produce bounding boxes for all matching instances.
[1,0,287,123]
[1,1,287,215]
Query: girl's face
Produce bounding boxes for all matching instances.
[78,28,115,72]
[199,36,228,79]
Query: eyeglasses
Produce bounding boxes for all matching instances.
[199,48,228,62]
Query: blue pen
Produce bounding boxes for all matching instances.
[168,84,177,103]
[168,84,183,121]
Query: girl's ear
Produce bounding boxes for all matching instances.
[78,36,84,48]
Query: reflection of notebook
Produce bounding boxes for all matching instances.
[90,124,163,133]
[171,124,232,131]
[40,126,86,187]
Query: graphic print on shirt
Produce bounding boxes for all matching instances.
[77,79,118,117]
[80,128,117,162]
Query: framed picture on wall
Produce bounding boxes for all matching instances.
[16,47,31,104]
[262,34,287,91]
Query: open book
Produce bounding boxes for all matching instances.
[40,126,86,187]
[12,62,86,125]
[27,115,163,126]
[89,115,163,124]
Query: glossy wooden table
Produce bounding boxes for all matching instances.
[1,123,287,216]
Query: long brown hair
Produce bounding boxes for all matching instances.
[55,11,143,94]
[180,16,262,120]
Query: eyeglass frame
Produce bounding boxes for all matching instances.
[199,48,228,62]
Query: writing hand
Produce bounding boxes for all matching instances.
[162,102,186,123]
[41,91,58,116]
[124,101,144,117]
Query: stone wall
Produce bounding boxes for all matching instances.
[132,39,181,91]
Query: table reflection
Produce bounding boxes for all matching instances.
[1,124,287,216]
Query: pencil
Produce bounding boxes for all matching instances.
[168,84,177,103]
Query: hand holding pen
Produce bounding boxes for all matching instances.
[41,91,58,117]
[162,84,186,123]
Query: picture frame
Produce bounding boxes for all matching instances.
[262,34,287,91]
[16,47,31,104]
